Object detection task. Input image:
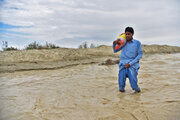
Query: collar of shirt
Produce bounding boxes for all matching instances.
[127,39,134,43]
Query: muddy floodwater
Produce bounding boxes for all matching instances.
[0,53,180,120]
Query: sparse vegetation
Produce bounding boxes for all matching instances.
[25,41,60,50]
[78,42,97,49]
[1,41,100,51]
[3,47,18,51]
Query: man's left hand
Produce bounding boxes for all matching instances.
[125,63,130,68]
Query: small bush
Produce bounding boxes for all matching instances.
[25,41,60,50]
[3,47,18,51]
[78,42,98,49]
[90,43,96,48]
[25,41,39,50]
[78,42,88,49]
[78,45,83,49]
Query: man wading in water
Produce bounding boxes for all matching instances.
[113,27,143,93]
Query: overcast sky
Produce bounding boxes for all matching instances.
[0,0,180,49]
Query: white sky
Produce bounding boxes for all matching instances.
[0,0,180,49]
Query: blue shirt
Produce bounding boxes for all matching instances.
[113,39,143,72]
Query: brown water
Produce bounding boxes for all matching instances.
[0,53,180,120]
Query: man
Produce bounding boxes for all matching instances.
[113,27,143,93]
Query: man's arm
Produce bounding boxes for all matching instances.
[129,41,143,66]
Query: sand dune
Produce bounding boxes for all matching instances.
[0,44,180,73]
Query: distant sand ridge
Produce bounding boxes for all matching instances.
[0,44,180,72]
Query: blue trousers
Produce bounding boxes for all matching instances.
[118,67,140,91]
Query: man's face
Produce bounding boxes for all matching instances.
[125,32,133,41]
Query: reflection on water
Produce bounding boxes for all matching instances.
[0,53,180,120]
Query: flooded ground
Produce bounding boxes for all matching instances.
[0,53,180,120]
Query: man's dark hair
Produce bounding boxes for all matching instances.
[125,27,134,34]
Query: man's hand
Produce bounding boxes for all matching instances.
[113,39,121,45]
[125,63,130,68]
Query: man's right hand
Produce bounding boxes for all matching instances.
[113,39,121,44]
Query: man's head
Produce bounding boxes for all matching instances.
[125,27,134,41]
